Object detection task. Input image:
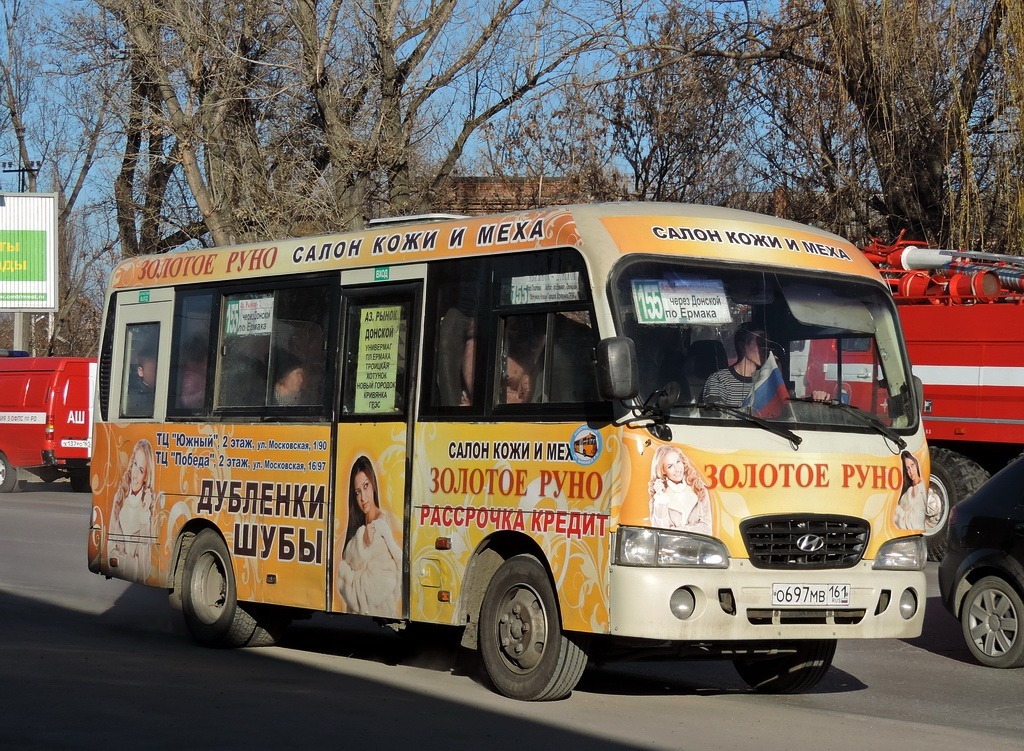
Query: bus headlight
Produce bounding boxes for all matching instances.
[615,527,729,568]
[872,536,926,571]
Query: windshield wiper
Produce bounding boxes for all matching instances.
[789,397,906,450]
[618,385,802,449]
[691,401,802,449]
[617,383,680,430]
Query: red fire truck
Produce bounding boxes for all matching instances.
[0,352,96,492]
[848,234,1024,559]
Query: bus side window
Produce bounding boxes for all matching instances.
[217,292,272,408]
[548,312,599,403]
[437,308,476,406]
[496,313,546,405]
[428,259,484,409]
[120,323,160,419]
[171,292,214,413]
[269,286,330,409]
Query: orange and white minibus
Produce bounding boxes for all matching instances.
[87,202,928,700]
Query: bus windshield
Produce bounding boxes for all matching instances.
[613,258,917,430]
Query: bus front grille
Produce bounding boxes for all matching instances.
[740,515,868,569]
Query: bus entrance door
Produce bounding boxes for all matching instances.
[331,281,421,619]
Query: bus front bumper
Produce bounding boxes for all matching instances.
[608,560,925,642]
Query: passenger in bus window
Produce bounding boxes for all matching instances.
[648,445,712,536]
[109,439,157,582]
[501,317,544,404]
[177,338,208,409]
[337,455,402,615]
[126,346,158,416]
[272,351,307,406]
[437,308,477,406]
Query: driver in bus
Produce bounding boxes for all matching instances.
[701,324,832,407]
[701,324,769,406]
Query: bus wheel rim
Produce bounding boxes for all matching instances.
[193,552,228,625]
[494,584,548,673]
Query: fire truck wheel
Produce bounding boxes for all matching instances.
[180,529,285,648]
[926,447,989,561]
[478,554,589,701]
[733,639,837,693]
[0,453,21,493]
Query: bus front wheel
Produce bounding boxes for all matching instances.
[733,639,836,693]
[478,554,588,701]
[180,529,286,648]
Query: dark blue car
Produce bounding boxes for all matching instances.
[938,456,1024,668]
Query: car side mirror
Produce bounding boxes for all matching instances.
[596,337,638,401]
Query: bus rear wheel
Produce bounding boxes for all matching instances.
[478,554,588,701]
[180,529,286,648]
[733,639,836,694]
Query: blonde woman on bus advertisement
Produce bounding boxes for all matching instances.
[337,455,402,616]
[649,445,713,535]
[894,451,927,530]
[109,439,157,582]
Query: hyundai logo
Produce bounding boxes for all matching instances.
[796,534,826,552]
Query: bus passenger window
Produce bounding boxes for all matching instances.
[121,323,160,418]
[171,292,214,413]
[497,314,545,405]
[548,311,599,403]
[430,260,484,409]
[218,292,272,408]
[437,308,476,406]
[269,286,329,409]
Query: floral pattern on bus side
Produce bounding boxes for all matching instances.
[408,421,623,633]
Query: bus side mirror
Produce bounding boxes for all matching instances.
[596,337,638,401]
[913,375,924,411]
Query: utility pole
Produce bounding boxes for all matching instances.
[1,160,41,192]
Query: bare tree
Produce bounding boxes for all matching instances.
[0,0,118,355]
[469,81,625,206]
[603,7,750,205]
[648,0,1018,249]
[95,0,631,253]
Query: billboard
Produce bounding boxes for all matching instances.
[0,193,59,311]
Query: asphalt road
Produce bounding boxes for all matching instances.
[1,482,1022,750]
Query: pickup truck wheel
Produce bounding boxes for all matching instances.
[0,453,20,493]
[69,470,91,493]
